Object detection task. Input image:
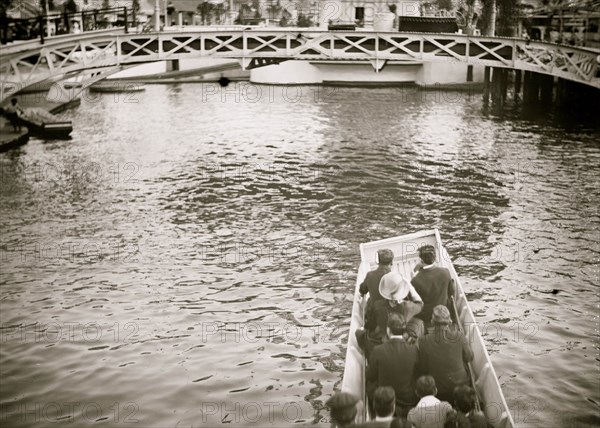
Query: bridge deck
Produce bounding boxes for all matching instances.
[1,29,599,101]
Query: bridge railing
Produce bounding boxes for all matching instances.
[0,7,129,46]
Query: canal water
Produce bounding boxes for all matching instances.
[1,83,598,427]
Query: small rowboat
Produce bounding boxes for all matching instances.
[18,107,72,139]
[342,229,514,427]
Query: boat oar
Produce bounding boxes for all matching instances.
[449,295,482,413]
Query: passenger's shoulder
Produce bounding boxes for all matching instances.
[435,266,451,275]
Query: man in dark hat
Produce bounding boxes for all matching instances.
[411,245,454,329]
[326,392,360,427]
[367,313,419,418]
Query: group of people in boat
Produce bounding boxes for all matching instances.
[327,380,485,428]
[327,245,487,428]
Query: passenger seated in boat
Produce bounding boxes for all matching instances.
[411,245,455,330]
[355,386,405,428]
[357,273,424,357]
[417,306,474,402]
[360,249,394,332]
[444,386,486,428]
[367,313,419,419]
[326,391,360,427]
[375,272,425,342]
[407,376,453,428]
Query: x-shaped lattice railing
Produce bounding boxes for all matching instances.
[2,30,599,102]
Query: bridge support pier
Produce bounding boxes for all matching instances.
[500,69,508,105]
[514,70,522,102]
[540,75,554,108]
[490,67,507,108]
[556,78,566,108]
[167,60,180,72]
[491,67,499,106]
[523,71,541,105]
[483,67,491,104]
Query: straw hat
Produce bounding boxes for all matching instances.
[379,272,411,301]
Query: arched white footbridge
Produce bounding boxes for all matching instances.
[1,29,599,101]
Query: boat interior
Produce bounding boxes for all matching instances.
[341,229,514,428]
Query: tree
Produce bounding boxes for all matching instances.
[131,0,140,27]
[197,2,213,25]
[481,0,496,36]
[268,0,282,20]
[0,0,12,16]
[437,0,453,11]
[64,0,77,14]
[456,0,478,35]
[297,12,311,27]
[496,0,520,36]
[102,0,111,10]
[212,2,227,24]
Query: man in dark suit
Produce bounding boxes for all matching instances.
[411,245,455,329]
[360,249,394,332]
[367,313,419,418]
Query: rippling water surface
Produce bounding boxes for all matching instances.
[1,84,599,427]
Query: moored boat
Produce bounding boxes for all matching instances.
[18,107,72,139]
[341,229,514,427]
[89,82,146,93]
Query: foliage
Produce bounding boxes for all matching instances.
[456,0,478,34]
[102,0,111,10]
[0,0,10,19]
[268,0,282,18]
[437,0,453,11]
[480,0,496,36]
[64,0,78,14]
[297,13,312,27]
[197,2,213,25]
[496,0,520,36]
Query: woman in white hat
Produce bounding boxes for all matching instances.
[372,272,425,343]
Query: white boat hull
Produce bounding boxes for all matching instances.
[341,229,514,427]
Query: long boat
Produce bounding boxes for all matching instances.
[341,229,514,427]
